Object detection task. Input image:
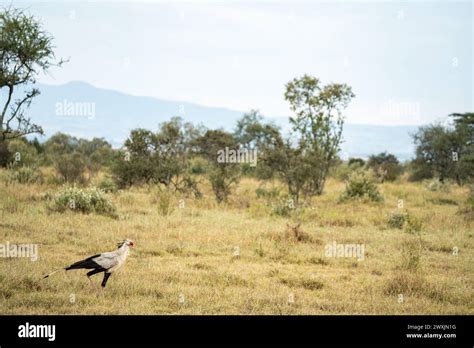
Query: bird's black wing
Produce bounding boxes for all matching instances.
[65,254,105,271]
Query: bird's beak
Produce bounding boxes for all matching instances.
[130,242,135,247]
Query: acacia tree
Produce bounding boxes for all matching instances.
[0,7,63,141]
[194,130,240,203]
[367,152,403,182]
[234,110,280,150]
[112,117,201,196]
[411,114,474,185]
[234,110,281,176]
[284,75,354,195]
[450,113,474,184]
[259,137,310,204]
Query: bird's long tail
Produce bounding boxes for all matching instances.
[42,268,65,279]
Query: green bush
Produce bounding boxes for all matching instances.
[348,158,365,167]
[387,210,423,233]
[7,138,40,167]
[367,152,403,182]
[387,211,407,229]
[7,167,43,184]
[339,171,383,202]
[52,186,118,218]
[404,214,423,234]
[97,177,118,193]
[408,159,433,182]
[208,166,239,204]
[53,152,87,184]
[271,196,296,217]
[111,120,194,189]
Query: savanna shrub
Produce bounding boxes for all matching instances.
[339,171,383,202]
[387,211,407,229]
[54,152,87,184]
[97,177,118,193]
[6,138,40,167]
[271,197,296,217]
[367,152,403,182]
[404,214,423,234]
[348,158,365,167]
[52,186,118,218]
[8,167,43,184]
[209,167,239,204]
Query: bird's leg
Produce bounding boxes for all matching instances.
[101,272,111,289]
[86,269,103,292]
[87,275,98,291]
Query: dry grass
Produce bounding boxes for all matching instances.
[0,170,472,314]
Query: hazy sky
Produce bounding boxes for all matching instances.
[8,0,474,125]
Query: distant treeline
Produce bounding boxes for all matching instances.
[1,111,472,204]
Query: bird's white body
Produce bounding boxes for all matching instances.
[97,243,131,273]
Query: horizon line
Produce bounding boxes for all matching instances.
[36,80,437,128]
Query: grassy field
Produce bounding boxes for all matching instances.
[0,170,472,314]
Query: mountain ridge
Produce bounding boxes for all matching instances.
[23,81,419,160]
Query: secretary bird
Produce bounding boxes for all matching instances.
[43,239,134,289]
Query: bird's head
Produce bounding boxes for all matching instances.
[117,239,135,248]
